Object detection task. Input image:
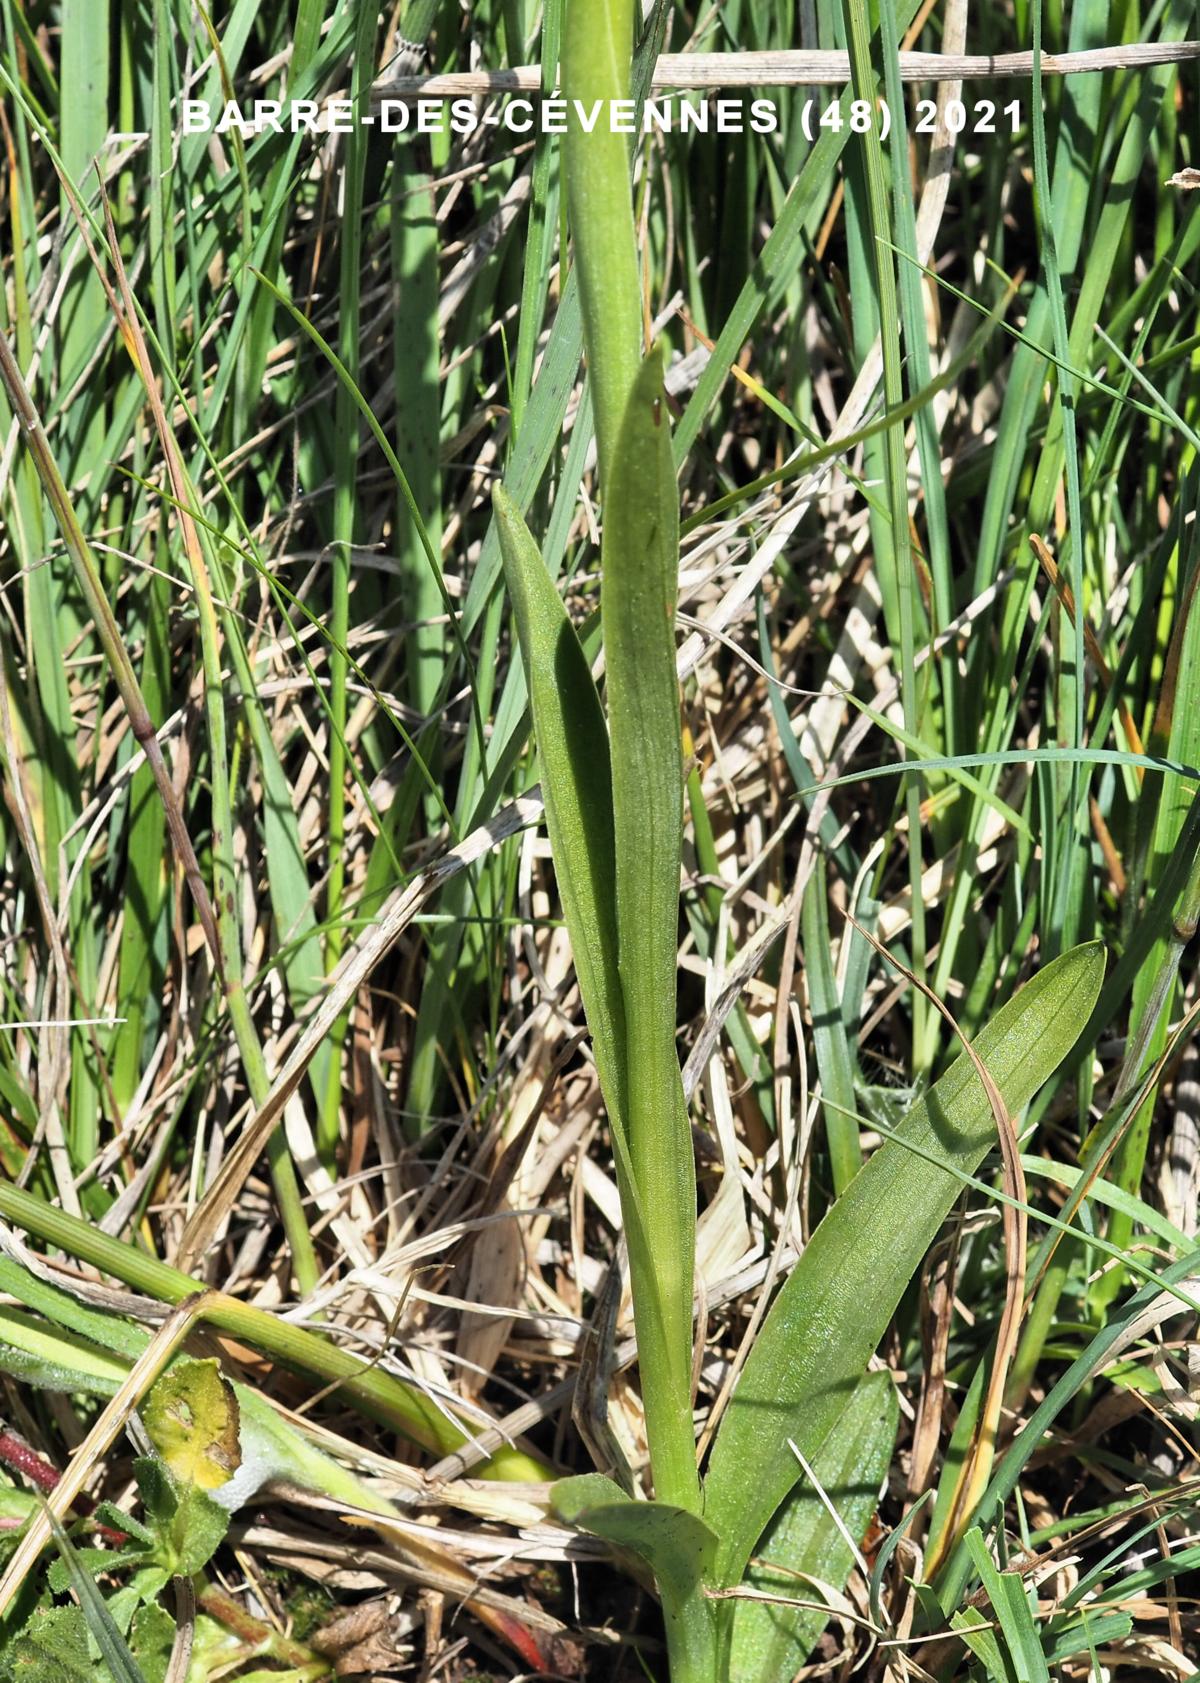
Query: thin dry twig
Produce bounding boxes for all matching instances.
[373,41,1200,97]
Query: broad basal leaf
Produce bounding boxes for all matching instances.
[705,942,1105,1589]
[731,1371,897,1681]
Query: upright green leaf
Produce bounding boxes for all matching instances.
[802,855,862,1193]
[492,484,677,1406]
[492,485,626,1136]
[603,348,697,1513]
[964,1528,1052,1683]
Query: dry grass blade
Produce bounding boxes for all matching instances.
[175,792,542,1268]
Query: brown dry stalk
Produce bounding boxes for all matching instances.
[165,1576,196,1683]
[373,40,1200,97]
[908,1228,960,1503]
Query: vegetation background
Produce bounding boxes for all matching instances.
[0,0,1198,1677]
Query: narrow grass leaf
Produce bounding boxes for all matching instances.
[952,1604,1014,1683]
[964,1527,1051,1683]
[42,1498,148,1683]
[939,1245,1200,1609]
[802,855,862,1193]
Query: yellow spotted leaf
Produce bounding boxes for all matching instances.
[143,1358,241,1490]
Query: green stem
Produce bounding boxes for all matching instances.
[197,1587,323,1671]
[318,0,378,1168]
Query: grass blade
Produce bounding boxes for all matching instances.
[41,1499,148,1683]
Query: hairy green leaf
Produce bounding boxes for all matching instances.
[41,1502,146,1683]
[127,1605,174,1683]
[1,1605,94,1683]
[132,1459,228,1579]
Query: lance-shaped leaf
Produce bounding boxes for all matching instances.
[490,489,626,1188]
[495,464,698,1514]
[492,483,627,1140]
[705,941,1105,1589]
[731,1371,897,1681]
[603,347,697,1512]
